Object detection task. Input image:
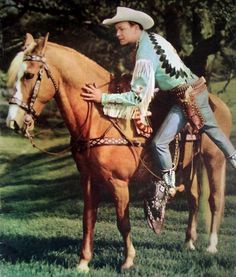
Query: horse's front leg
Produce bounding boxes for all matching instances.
[185,165,200,251]
[77,175,100,273]
[109,177,135,270]
[182,148,201,251]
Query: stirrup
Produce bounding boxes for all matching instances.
[227,152,236,169]
[162,167,176,188]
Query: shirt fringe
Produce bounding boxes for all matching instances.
[103,59,155,119]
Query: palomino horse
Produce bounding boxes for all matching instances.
[6,33,231,272]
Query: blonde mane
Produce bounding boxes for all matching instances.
[7,51,25,88]
[7,42,37,88]
[7,40,110,89]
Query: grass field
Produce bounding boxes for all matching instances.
[0,80,236,276]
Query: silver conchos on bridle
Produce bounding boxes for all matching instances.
[9,54,58,118]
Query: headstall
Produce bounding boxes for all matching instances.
[9,54,58,118]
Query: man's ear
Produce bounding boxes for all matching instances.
[136,24,141,31]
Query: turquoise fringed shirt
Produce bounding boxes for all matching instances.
[101,31,197,119]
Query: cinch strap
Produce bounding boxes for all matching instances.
[72,137,144,152]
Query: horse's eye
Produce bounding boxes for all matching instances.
[24,72,34,80]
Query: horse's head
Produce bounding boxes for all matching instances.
[6,33,58,134]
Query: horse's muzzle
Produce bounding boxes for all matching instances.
[6,110,34,134]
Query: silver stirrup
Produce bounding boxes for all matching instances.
[162,168,176,188]
[227,152,236,169]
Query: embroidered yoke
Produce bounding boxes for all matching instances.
[101,31,197,119]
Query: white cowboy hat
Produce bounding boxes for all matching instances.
[102,7,154,30]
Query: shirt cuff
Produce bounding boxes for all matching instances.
[101,93,108,106]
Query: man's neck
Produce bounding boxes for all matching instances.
[135,29,142,43]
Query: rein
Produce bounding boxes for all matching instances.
[9,53,107,156]
[14,53,133,156]
[25,127,73,156]
[11,53,178,180]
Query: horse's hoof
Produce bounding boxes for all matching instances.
[185,241,196,250]
[121,263,134,271]
[121,258,134,270]
[207,245,218,254]
[76,263,90,274]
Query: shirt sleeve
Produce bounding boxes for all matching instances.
[101,59,155,107]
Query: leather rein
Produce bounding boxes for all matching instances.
[8,53,184,181]
[9,54,142,156]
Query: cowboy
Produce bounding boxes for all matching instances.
[81,7,236,189]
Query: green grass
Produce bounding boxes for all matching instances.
[0,80,236,276]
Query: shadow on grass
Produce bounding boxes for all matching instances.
[1,141,189,219]
[0,234,131,271]
[0,143,85,215]
[0,232,186,271]
[1,234,83,267]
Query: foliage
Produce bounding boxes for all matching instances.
[0,70,7,88]
[0,70,8,99]
[0,0,235,81]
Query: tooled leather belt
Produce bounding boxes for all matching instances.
[168,76,207,96]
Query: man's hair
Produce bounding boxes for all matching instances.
[128,21,143,30]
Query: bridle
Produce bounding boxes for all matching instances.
[9,54,59,118]
[7,52,117,156]
[7,51,177,182]
[8,53,112,118]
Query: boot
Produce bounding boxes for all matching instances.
[228,152,236,169]
[144,179,169,234]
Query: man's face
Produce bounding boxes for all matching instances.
[115,22,141,45]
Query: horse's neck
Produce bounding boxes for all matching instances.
[47,44,111,138]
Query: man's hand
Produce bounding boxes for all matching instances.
[81,84,102,103]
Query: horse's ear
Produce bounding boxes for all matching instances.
[41,32,49,56]
[24,33,34,45]
[22,33,35,51]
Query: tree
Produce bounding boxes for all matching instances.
[0,0,235,82]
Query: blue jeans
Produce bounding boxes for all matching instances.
[151,90,236,170]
